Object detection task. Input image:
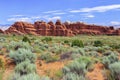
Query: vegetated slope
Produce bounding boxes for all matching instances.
[1,35,120,80]
[0,20,120,36]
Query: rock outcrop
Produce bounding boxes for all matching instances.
[0,29,4,34]
[3,20,120,36]
[5,22,37,35]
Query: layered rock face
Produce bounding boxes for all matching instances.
[5,20,73,36]
[64,22,117,35]
[2,20,120,36]
[0,29,4,34]
[5,22,37,35]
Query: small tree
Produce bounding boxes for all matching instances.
[71,40,84,47]
[22,36,31,43]
[93,40,103,47]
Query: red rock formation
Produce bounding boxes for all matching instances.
[64,22,115,35]
[6,22,37,35]
[34,20,73,36]
[3,20,120,36]
[0,29,4,34]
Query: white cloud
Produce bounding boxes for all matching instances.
[70,4,120,13]
[7,17,32,22]
[81,14,95,18]
[10,15,25,17]
[47,16,61,21]
[7,15,43,22]
[52,12,66,15]
[110,21,120,25]
[86,14,94,18]
[43,10,61,14]
[31,16,41,19]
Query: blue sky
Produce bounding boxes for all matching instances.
[0,0,120,26]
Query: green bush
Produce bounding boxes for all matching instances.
[22,36,31,43]
[93,40,103,47]
[9,48,36,64]
[88,51,99,57]
[109,62,120,80]
[0,58,4,69]
[62,56,94,79]
[15,60,36,75]
[49,43,67,55]
[63,61,87,76]
[33,41,49,52]
[7,41,32,51]
[41,37,52,42]
[40,53,59,63]
[71,39,84,48]
[0,37,6,42]
[63,40,70,45]
[62,73,86,80]
[8,73,21,80]
[9,73,51,80]
[71,47,86,56]
[102,53,119,69]
[110,44,120,49]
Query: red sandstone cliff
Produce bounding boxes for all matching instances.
[0,29,4,34]
[2,20,120,36]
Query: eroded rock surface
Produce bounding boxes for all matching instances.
[3,20,120,36]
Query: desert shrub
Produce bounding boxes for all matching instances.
[20,73,40,80]
[72,47,86,56]
[40,53,59,63]
[62,56,93,80]
[71,39,84,48]
[88,51,99,57]
[62,57,90,80]
[15,60,36,75]
[108,62,120,80]
[63,40,70,45]
[9,48,36,64]
[60,52,73,60]
[7,41,32,51]
[34,41,49,52]
[9,73,50,80]
[62,73,86,80]
[60,47,86,60]
[22,36,31,43]
[63,47,86,57]
[8,73,21,80]
[102,50,115,56]
[110,44,120,49]
[96,47,105,53]
[84,46,106,53]
[0,50,4,55]
[55,70,63,79]
[102,46,111,50]
[93,40,103,47]
[41,37,52,42]
[49,43,67,55]
[63,61,87,76]
[0,37,6,42]
[102,53,119,69]
[77,56,94,69]
[0,58,4,69]
[84,46,99,52]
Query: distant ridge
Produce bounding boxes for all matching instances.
[0,20,120,36]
